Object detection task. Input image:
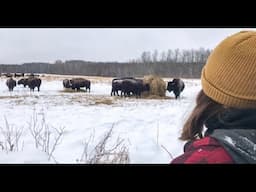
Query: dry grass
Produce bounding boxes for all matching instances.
[28,109,65,162]
[0,96,21,100]
[142,95,172,100]
[94,98,114,105]
[77,126,130,164]
[57,94,115,106]
[0,117,23,152]
[59,88,87,93]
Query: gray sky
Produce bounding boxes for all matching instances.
[0,28,255,64]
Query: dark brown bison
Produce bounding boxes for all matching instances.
[4,73,13,78]
[6,78,16,91]
[70,78,91,92]
[111,77,136,96]
[167,78,185,99]
[121,78,150,98]
[18,78,29,87]
[63,79,71,88]
[14,73,24,77]
[27,77,42,92]
[25,73,39,78]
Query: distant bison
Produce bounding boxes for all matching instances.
[70,78,91,92]
[27,77,42,92]
[111,77,136,96]
[18,78,29,87]
[167,78,185,99]
[4,73,13,78]
[6,78,16,91]
[25,73,40,78]
[14,73,24,77]
[121,78,150,98]
[63,79,71,88]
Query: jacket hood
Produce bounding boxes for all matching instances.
[205,108,256,163]
[210,129,256,163]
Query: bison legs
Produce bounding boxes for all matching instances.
[174,92,180,99]
[85,87,90,92]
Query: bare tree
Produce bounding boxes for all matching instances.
[166,49,173,62]
[141,51,152,63]
[152,49,158,63]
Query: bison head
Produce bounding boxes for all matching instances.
[167,81,175,92]
[143,83,150,92]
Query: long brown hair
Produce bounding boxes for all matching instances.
[179,89,225,141]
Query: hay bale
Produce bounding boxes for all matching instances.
[142,75,166,97]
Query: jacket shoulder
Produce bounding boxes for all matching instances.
[171,137,234,164]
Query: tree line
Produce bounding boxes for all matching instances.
[0,48,211,78]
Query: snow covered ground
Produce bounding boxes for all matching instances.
[0,75,201,164]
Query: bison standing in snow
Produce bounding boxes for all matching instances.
[111,77,136,96]
[63,79,71,88]
[121,78,150,98]
[27,77,42,92]
[6,78,16,91]
[70,78,91,92]
[18,78,29,87]
[167,78,185,99]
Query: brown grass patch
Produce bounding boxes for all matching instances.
[0,96,20,100]
[59,88,87,93]
[142,95,172,100]
[94,98,114,105]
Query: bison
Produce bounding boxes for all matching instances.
[18,78,29,87]
[121,78,150,98]
[63,79,71,88]
[6,78,16,91]
[167,78,185,99]
[14,73,24,77]
[70,78,91,92]
[27,77,42,92]
[111,77,136,96]
[4,73,13,78]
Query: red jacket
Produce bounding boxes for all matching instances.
[171,137,234,164]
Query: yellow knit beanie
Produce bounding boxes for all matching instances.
[201,30,256,108]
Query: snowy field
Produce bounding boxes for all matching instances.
[0,75,201,164]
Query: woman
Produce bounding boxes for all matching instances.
[171,31,256,164]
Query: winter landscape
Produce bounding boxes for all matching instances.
[0,74,201,164]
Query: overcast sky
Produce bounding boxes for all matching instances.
[0,28,254,64]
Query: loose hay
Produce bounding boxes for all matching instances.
[59,88,87,93]
[94,98,113,105]
[144,95,172,100]
[142,75,166,98]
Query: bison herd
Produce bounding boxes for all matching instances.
[110,77,185,99]
[111,77,150,98]
[6,77,42,92]
[2,74,185,99]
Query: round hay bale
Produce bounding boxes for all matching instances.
[142,75,166,97]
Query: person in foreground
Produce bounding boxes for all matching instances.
[171,31,256,164]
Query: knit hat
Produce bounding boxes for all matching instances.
[201,31,256,108]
